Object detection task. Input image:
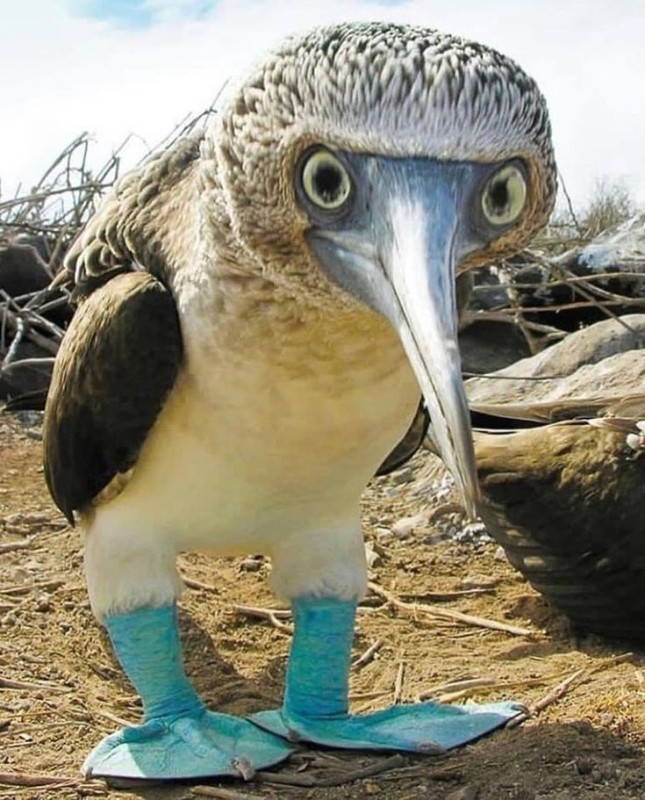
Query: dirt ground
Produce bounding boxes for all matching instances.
[1,410,644,800]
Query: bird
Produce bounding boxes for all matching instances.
[42,22,556,781]
[475,404,645,641]
[473,390,645,641]
[466,314,645,640]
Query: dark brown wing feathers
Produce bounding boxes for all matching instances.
[43,272,182,523]
[376,400,429,476]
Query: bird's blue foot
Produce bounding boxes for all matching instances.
[83,707,294,779]
[252,700,524,752]
[85,605,294,780]
[249,597,524,753]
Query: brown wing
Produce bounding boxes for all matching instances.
[43,272,182,523]
[43,134,203,524]
[375,400,429,476]
[475,424,645,640]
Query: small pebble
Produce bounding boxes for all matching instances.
[240,556,264,572]
[390,467,414,485]
[462,575,500,590]
[494,545,508,561]
[445,786,479,800]
[35,593,52,612]
[391,512,427,538]
[364,542,381,569]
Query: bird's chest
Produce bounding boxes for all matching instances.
[173,294,420,489]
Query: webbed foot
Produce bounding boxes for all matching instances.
[251,700,524,752]
[84,709,295,779]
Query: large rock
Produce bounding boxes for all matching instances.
[467,314,645,414]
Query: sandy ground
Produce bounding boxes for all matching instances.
[1,410,644,800]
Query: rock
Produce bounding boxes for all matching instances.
[0,243,51,296]
[467,314,645,412]
[239,555,265,572]
[391,512,427,538]
[364,541,383,569]
[445,786,480,800]
[574,211,645,272]
[461,574,500,590]
[494,546,508,561]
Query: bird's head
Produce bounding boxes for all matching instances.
[205,22,556,516]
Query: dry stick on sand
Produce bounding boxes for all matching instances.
[506,668,587,729]
[417,673,568,703]
[367,581,535,637]
[506,653,634,729]
[352,637,385,669]
[0,675,70,692]
[255,753,407,788]
[0,539,34,555]
[182,575,219,593]
[233,604,293,634]
[393,652,406,705]
[192,786,266,800]
[0,580,65,596]
[0,772,92,788]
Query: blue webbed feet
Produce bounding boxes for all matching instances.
[89,604,293,780]
[249,597,523,753]
[83,709,294,779]
[251,700,524,752]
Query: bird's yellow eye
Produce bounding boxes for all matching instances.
[301,149,353,211]
[481,164,527,226]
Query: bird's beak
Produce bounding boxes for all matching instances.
[309,158,480,517]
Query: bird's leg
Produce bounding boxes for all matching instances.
[82,603,294,780]
[251,595,524,752]
[81,523,293,780]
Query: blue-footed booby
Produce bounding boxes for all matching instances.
[43,22,556,780]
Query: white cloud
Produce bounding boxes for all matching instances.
[1,0,644,208]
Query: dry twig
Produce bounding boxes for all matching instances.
[0,539,34,555]
[256,753,406,788]
[367,582,534,637]
[506,668,586,728]
[183,575,219,593]
[0,772,79,787]
[233,604,293,633]
[192,786,265,799]
[352,637,385,669]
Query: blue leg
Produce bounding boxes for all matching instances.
[250,597,523,752]
[83,604,294,780]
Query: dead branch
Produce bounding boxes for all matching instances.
[367,582,535,637]
[0,675,71,692]
[0,539,34,555]
[233,604,293,633]
[255,753,407,788]
[352,637,385,669]
[192,786,265,800]
[506,668,586,728]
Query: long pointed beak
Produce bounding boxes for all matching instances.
[309,158,480,517]
[384,183,479,518]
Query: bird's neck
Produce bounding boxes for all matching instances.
[180,270,403,382]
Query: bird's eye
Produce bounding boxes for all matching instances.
[300,149,353,211]
[481,164,527,226]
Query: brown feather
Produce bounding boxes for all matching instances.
[475,424,645,639]
[43,272,182,523]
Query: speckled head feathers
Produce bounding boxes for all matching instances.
[213,22,556,259]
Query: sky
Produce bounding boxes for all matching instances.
[1,0,643,211]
